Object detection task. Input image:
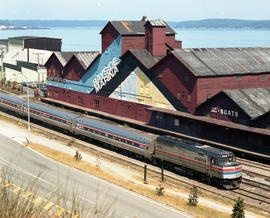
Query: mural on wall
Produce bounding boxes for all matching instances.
[93,57,119,93]
[109,67,175,110]
[47,35,122,93]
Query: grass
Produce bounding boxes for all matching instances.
[0,161,117,217]
[27,142,234,218]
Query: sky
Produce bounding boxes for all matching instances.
[1,0,270,21]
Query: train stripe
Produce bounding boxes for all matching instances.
[78,124,147,150]
[156,149,242,175]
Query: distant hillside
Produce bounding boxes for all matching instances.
[0,20,107,28]
[0,20,10,26]
[175,19,270,29]
[2,19,270,30]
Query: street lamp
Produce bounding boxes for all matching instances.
[0,48,4,86]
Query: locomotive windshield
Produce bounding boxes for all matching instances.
[218,153,236,166]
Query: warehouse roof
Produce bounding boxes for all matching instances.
[54,52,75,66]
[101,20,175,35]
[8,36,61,40]
[147,19,167,27]
[223,88,270,120]
[73,52,100,69]
[121,49,163,69]
[172,47,270,77]
[53,51,100,69]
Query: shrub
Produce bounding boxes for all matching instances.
[231,197,245,218]
[156,184,165,196]
[188,186,199,206]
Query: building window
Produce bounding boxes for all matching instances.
[177,92,181,100]
[122,106,127,113]
[94,99,99,108]
[54,91,59,98]
[157,72,162,79]
[156,112,163,119]
[78,96,84,104]
[261,75,267,81]
[236,75,242,80]
[184,75,190,82]
[68,72,72,80]
[182,91,185,97]
[174,119,179,127]
[188,94,191,102]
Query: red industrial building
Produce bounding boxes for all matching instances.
[45,19,270,128]
[196,88,270,128]
[151,48,270,114]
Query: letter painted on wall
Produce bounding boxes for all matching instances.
[93,57,119,93]
[211,106,239,118]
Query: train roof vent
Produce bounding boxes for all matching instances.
[195,144,210,148]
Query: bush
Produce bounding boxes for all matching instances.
[156,184,165,196]
[188,186,199,206]
[231,197,245,218]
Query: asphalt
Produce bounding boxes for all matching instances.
[0,131,192,218]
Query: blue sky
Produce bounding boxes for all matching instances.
[1,0,269,21]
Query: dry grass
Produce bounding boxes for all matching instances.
[27,142,233,218]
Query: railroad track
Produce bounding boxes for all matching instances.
[231,188,270,206]
[237,157,270,172]
[242,178,270,192]
[1,111,270,215]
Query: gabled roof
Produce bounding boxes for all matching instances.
[54,52,74,66]
[101,20,175,35]
[121,49,163,69]
[172,47,270,77]
[223,88,270,120]
[73,52,100,69]
[50,51,100,69]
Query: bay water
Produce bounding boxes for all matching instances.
[1,27,270,51]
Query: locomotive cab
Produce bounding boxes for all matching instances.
[216,153,242,189]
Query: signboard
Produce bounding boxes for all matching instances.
[211,107,239,118]
[93,57,119,93]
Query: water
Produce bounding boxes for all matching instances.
[1,27,270,51]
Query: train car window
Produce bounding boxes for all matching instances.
[211,158,217,165]
[198,151,204,156]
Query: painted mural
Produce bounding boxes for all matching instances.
[109,67,175,110]
[47,35,122,93]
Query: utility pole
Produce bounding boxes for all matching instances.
[1,49,4,86]
[33,52,43,98]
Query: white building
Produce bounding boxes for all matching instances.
[2,48,52,84]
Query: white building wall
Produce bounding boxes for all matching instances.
[8,43,23,52]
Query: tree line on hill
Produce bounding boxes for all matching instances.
[175,19,270,29]
[1,19,270,30]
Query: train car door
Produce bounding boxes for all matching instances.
[206,157,211,177]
